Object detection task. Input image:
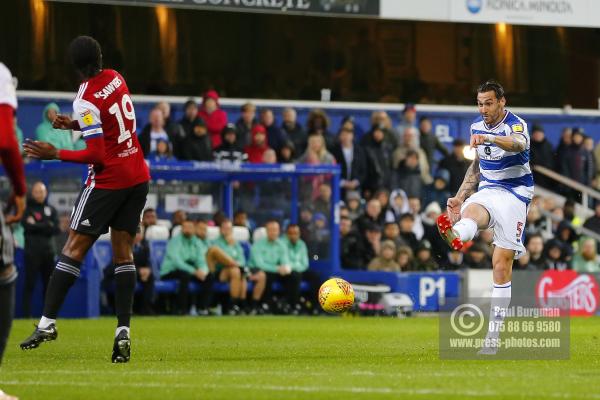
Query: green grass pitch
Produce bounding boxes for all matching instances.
[2,316,600,399]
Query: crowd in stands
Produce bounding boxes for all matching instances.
[15,92,600,315]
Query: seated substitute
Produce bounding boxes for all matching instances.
[212,219,266,315]
[282,224,321,314]
[249,220,292,313]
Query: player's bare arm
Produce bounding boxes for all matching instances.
[446,155,480,221]
[470,133,527,152]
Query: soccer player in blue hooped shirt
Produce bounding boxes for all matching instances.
[437,80,533,355]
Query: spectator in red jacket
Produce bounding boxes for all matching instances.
[198,90,228,149]
[245,124,271,163]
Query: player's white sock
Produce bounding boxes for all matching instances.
[38,316,56,330]
[485,281,511,345]
[453,218,478,242]
[116,326,130,338]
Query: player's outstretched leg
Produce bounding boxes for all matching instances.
[21,231,95,351]
[20,254,84,349]
[438,203,488,250]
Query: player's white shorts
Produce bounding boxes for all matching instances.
[461,187,528,258]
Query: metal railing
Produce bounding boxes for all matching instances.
[533,165,600,209]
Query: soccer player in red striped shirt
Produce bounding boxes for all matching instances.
[21,36,150,363]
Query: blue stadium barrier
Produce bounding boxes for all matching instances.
[336,270,461,312]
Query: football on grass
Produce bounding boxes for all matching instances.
[318,278,355,313]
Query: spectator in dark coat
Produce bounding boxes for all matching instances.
[282,108,307,157]
[529,125,555,188]
[555,127,572,174]
[277,141,296,163]
[583,203,600,235]
[235,102,257,148]
[214,123,247,164]
[419,116,449,170]
[393,150,423,199]
[339,217,366,270]
[260,108,288,152]
[331,126,369,197]
[355,198,385,237]
[543,239,569,270]
[438,139,471,194]
[398,213,419,253]
[561,130,595,187]
[423,168,452,210]
[361,125,394,195]
[525,233,546,270]
[180,117,213,161]
[178,99,198,141]
[198,90,228,149]
[22,182,59,317]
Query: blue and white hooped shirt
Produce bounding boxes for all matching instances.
[470,110,534,205]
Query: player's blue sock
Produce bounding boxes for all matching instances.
[453,218,478,242]
[486,281,511,345]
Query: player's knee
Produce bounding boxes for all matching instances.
[493,259,512,281]
[230,267,241,279]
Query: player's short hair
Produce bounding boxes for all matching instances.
[69,36,102,77]
[477,80,505,100]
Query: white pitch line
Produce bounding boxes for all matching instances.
[1,379,599,399]
[3,368,593,381]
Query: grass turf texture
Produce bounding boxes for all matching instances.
[2,316,600,400]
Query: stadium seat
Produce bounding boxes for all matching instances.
[232,226,250,242]
[240,242,251,261]
[98,231,111,241]
[252,227,267,242]
[145,225,170,240]
[91,241,113,271]
[148,240,168,280]
[171,225,182,238]
[206,226,219,241]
